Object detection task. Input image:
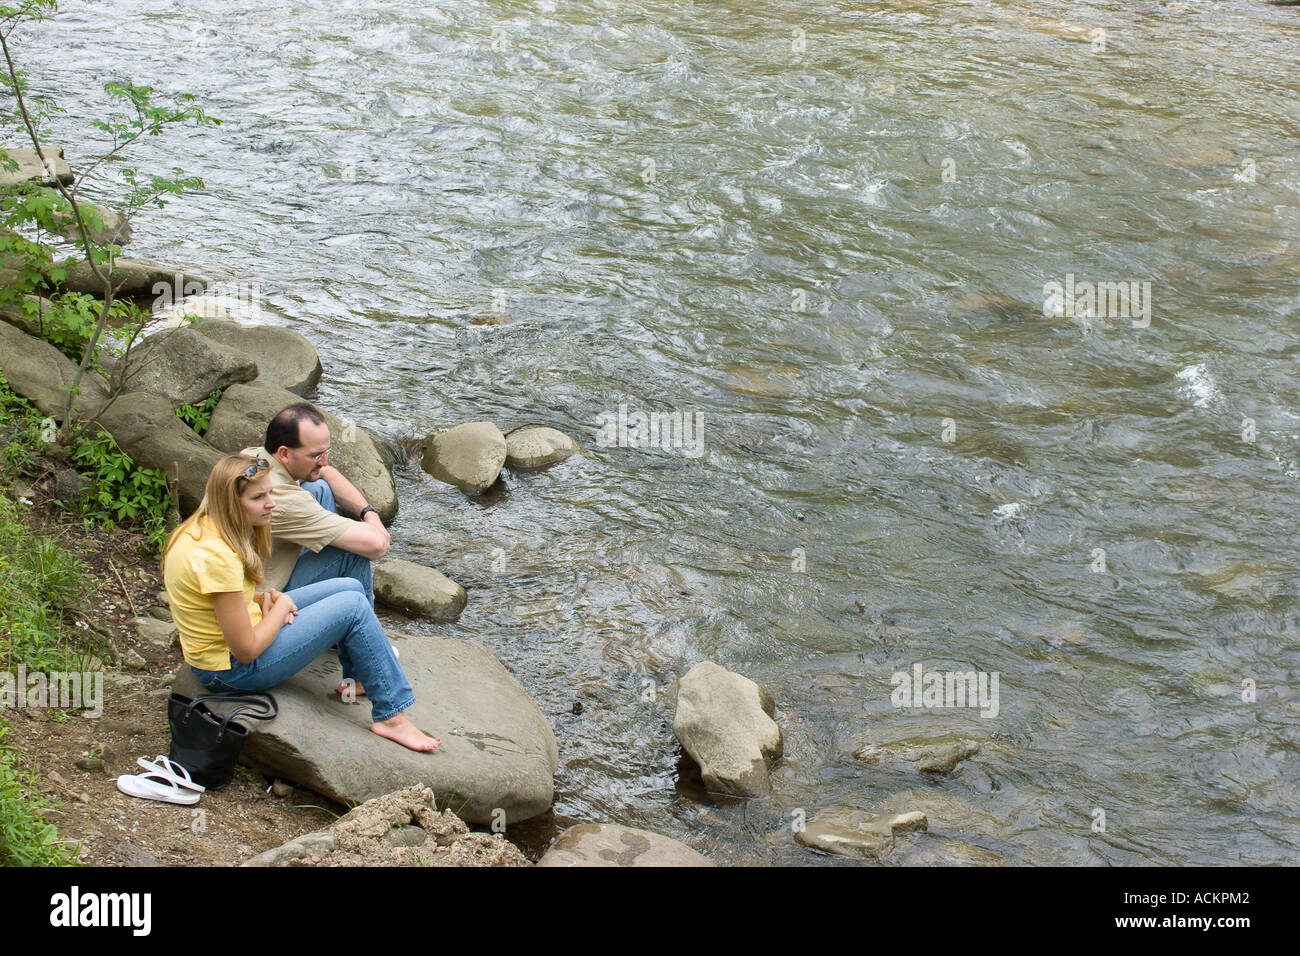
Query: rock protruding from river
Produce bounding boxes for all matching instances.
[171,633,558,824]
[0,145,73,188]
[205,381,398,523]
[421,421,506,494]
[373,560,466,622]
[50,202,131,247]
[536,823,713,867]
[242,785,527,867]
[96,391,223,514]
[191,319,323,397]
[672,661,783,798]
[0,321,108,420]
[794,806,929,860]
[57,257,208,299]
[852,734,983,776]
[113,325,257,408]
[504,426,579,470]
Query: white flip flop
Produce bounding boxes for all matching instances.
[136,754,205,793]
[116,771,201,806]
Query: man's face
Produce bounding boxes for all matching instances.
[278,419,331,482]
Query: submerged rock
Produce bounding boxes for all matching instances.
[536,823,713,867]
[672,661,782,798]
[852,734,983,776]
[794,806,929,861]
[242,785,527,867]
[172,634,558,825]
[373,560,466,622]
[112,325,257,408]
[205,380,397,523]
[504,426,579,470]
[191,319,322,397]
[421,421,506,494]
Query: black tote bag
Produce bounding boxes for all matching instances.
[167,691,278,790]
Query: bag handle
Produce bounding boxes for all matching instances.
[188,693,278,735]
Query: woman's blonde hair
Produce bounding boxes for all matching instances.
[160,455,273,585]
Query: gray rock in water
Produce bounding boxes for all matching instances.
[421,421,505,494]
[504,426,580,470]
[172,634,557,824]
[672,661,783,798]
[0,321,108,420]
[50,202,131,246]
[95,391,223,515]
[191,319,322,397]
[536,823,713,867]
[205,380,397,523]
[113,325,257,409]
[373,560,466,622]
[852,734,983,775]
[0,145,73,187]
[56,257,208,299]
[794,807,930,861]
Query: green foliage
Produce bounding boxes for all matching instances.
[176,387,222,437]
[0,725,79,867]
[68,428,171,552]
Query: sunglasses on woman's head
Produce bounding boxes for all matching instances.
[242,459,270,479]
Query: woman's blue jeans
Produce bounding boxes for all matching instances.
[190,577,415,723]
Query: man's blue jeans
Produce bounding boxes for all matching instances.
[284,478,374,607]
[190,578,415,723]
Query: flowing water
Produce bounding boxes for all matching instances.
[19,0,1300,864]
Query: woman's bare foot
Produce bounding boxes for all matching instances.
[371,712,440,752]
[336,680,366,698]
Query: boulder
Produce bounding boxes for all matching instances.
[0,320,108,420]
[113,325,257,408]
[421,421,505,494]
[672,661,782,798]
[50,202,131,246]
[373,560,466,621]
[191,319,322,397]
[242,785,527,867]
[851,734,982,776]
[536,823,713,867]
[504,426,580,470]
[133,616,177,649]
[204,381,398,523]
[0,293,52,336]
[0,228,53,279]
[94,391,223,514]
[794,806,928,861]
[57,257,208,299]
[171,634,558,825]
[0,145,73,188]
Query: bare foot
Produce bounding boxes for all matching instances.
[336,680,366,698]
[371,713,440,752]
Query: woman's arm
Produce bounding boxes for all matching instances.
[212,591,297,664]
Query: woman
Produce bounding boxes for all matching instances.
[161,454,440,752]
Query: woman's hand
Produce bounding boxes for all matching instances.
[272,591,298,626]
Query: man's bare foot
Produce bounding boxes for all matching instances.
[336,680,366,698]
[371,712,440,752]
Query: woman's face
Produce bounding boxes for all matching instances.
[239,474,275,527]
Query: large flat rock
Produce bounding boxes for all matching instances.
[172,634,558,824]
[205,380,398,523]
[0,145,73,188]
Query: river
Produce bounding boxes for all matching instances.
[19,0,1300,864]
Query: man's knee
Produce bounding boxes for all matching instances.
[300,478,335,511]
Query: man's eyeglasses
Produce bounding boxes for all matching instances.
[305,447,330,464]
[242,459,270,479]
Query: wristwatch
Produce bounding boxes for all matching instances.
[358,505,377,521]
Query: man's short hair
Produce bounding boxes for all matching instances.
[265,404,327,455]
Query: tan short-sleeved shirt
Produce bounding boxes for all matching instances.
[242,446,354,592]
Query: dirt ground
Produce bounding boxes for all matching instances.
[2,472,351,865]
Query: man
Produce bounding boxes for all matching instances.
[240,403,390,605]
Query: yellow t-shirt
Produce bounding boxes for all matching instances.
[164,514,264,671]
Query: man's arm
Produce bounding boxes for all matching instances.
[318,464,391,558]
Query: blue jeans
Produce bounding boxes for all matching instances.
[190,578,415,723]
[284,478,374,607]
